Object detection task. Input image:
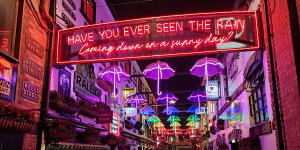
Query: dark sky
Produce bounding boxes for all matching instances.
[105,0,235,128]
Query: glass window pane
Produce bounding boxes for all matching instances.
[255,112,260,123]
[260,110,264,122]
[263,96,268,107]
[262,86,265,95]
[264,107,269,120]
[259,99,263,110]
[253,92,257,101]
[257,88,261,98]
[255,102,258,111]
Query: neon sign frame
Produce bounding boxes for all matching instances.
[109,113,120,136]
[57,11,261,64]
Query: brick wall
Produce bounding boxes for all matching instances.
[260,0,300,149]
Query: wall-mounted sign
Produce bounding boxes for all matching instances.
[96,110,113,124]
[206,80,219,100]
[123,88,135,101]
[22,58,42,80]
[73,71,101,99]
[0,31,10,53]
[56,11,260,64]
[0,56,17,102]
[58,67,71,96]
[229,99,242,126]
[62,0,76,21]
[123,108,137,117]
[61,12,75,28]
[66,0,76,9]
[249,121,272,137]
[22,81,39,101]
[110,113,120,136]
[25,34,44,58]
[227,52,243,96]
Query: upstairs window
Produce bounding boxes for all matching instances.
[81,0,95,24]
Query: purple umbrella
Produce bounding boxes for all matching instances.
[157,92,178,115]
[162,106,179,115]
[99,65,130,97]
[126,94,147,109]
[188,91,207,112]
[143,61,175,95]
[140,106,156,122]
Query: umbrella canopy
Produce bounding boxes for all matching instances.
[187,114,200,122]
[167,115,181,122]
[126,94,147,109]
[162,106,179,115]
[143,61,175,95]
[170,122,181,127]
[140,106,156,116]
[188,91,207,112]
[186,121,199,127]
[187,105,206,114]
[154,122,164,128]
[190,57,224,77]
[99,65,130,97]
[148,116,161,123]
[157,92,178,115]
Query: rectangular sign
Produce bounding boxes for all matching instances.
[96,110,113,124]
[0,56,17,102]
[57,11,261,64]
[22,81,39,101]
[206,80,219,100]
[73,71,101,98]
[110,113,120,136]
[123,107,137,117]
[123,88,135,101]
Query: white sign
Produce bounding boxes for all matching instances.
[123,108,137,117]
[110,113,120,136]
[206,80,219,100]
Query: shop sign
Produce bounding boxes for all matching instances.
[0,56,17,102]
[123,108,137,117]
[96,110,113,124]
[110,113,120,136]
[73,71,101,99]
[22,81,39,101]
[249,121,272,137]
[123,88,135,101]
[25,34,44,58]
[62,0,76,21]
[0,31,10,53]
[56,11,260,64]
[227,52,243,96]
[58,68,71,96]
[22,58,42,80]
[206,80,219,100]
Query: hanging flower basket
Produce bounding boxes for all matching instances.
[49,91,79,114]
[47,118,76,141]
[79,127,100,143]
[79,99,98,118]
[0,104,35,133]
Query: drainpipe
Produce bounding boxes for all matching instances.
[262,0,285,149]
[36,0,55,149]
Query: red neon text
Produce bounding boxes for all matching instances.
[67,32,94,45]
[98,28,120,40]
[188,20,211,31]
[216,19,245,30]
[156,22,183,33]
[123,24,151,37]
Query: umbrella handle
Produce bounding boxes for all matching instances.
[113,68,116,98]
[157,65,161,95]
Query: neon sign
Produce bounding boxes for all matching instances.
[57,11,261,64]
[109,113,120,136]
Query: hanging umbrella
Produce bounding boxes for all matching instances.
[126,94,147,109]
[187,105,206,114]
[143,61,175,95]
[154,122,164,128]
[99,65,130,97]
[188,91,207,113]
[187,114,200,122]
[167,115,181,122]
[157,92,178,115]
[190,57,224,78]
[162,106,179,115]
[186,121,199,128]
[170,122,181,127]
[140,106,156,116]
[148,115,161,130]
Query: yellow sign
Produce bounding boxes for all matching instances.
[123,88,135,101]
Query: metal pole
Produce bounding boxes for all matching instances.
[262,0,285,149]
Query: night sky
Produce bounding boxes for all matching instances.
[105,0,235,128]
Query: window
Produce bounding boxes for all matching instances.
[81,0,95,24]
[0,0,17,57]
[249,74,269,124]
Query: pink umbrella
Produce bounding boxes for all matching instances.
[99,65,130,97]
[143,61,175,95]
[126,94,147,109]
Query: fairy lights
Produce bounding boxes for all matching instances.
[57,11,260,64]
